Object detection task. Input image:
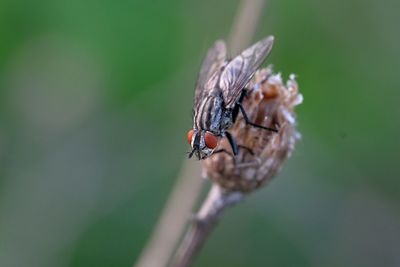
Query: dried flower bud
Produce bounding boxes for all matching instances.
[202,66,303,192]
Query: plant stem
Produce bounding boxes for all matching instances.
[229,0,266,55]
[170,185,243,267]
[134,161,203,267]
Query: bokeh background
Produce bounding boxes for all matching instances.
[1,0,399,266]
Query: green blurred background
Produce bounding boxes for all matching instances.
[0,0,399,266]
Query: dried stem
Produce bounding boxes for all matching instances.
[170,185,243,267]
[229,0,265,55]
[134,161,203,267]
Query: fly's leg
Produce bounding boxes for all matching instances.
[237,103,278,132]
[219,132,253,157]
[225,131,238,155]
[233,89,278,132]
[237,145,254,155]
[213,148,233,156]
[231,89,248,123]
[213,134,252,161]
[212,131,238,162]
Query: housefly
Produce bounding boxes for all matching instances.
[187,36,277,160]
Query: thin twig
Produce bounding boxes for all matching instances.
[170,185,243,267]
[229,0,266,55]
[134,161,203,267]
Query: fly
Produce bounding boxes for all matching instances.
[187,36,278,160]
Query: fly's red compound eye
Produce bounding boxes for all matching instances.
[187,129,194,145]
[204,132,218,149]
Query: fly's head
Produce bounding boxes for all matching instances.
[187,129,219,160]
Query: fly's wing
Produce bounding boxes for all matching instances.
[219,36,274,109]
[194,40,227,108]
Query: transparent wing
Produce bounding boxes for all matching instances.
[219,36,274,109]
[194,40,227,107]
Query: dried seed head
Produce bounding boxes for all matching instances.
[202,66,303,192]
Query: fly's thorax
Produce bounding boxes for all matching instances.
[193,90,225,133]
[221,109,234,130]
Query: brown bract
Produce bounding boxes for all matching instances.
[202,66,303,192]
